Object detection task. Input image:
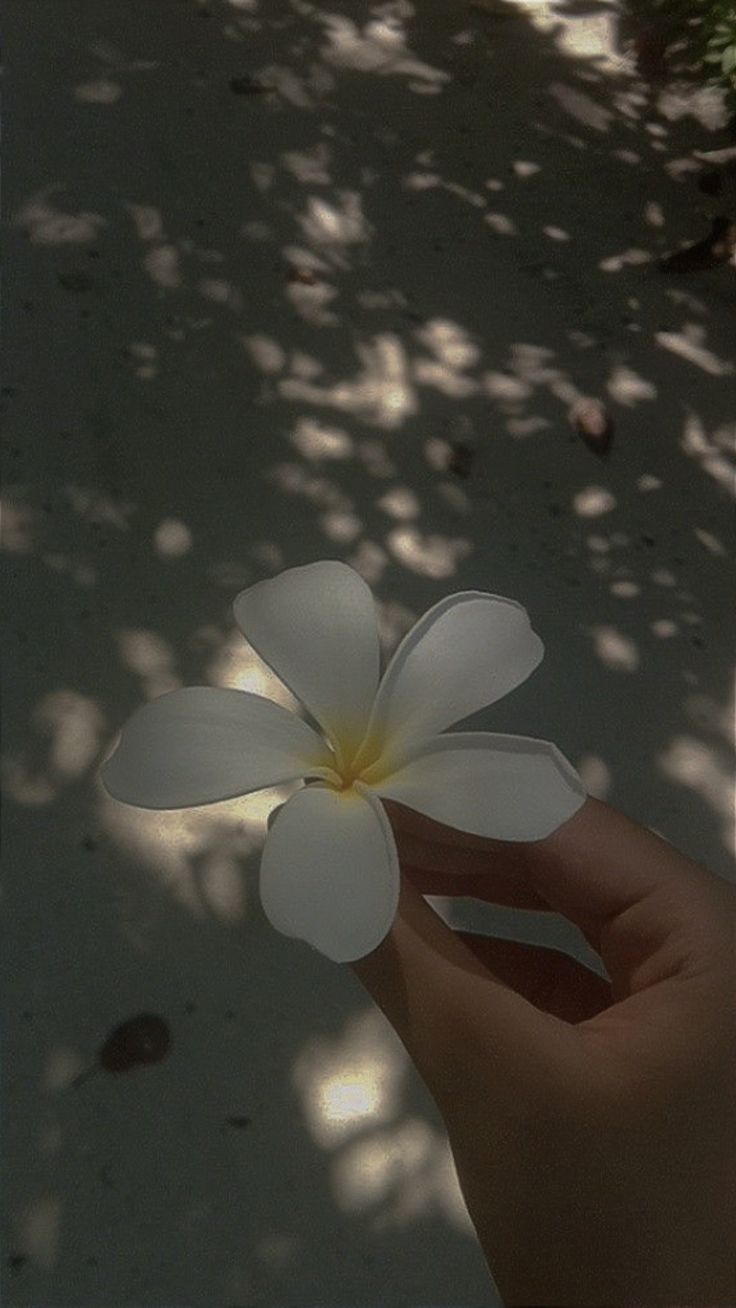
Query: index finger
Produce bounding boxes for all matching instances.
[383,796,730,977]
[381,796,555,911]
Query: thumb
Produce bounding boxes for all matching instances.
[349,868,583,1117]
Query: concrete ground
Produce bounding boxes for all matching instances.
[3,0,734,1304]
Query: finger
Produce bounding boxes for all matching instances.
[451,931,613,1023]
[349,869,585,1115]
[401,857,553,911]
[382,796,562,911]
[386,796,729,1005]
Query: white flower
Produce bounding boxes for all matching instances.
[100,560,586,962]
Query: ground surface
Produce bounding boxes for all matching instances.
[3,0,735,1304]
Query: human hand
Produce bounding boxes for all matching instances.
[349,796,736,1306]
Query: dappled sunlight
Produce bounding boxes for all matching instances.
[657,735,735,854]
[605,364,657,407]
[506,412,553,438]
[290,417,354,463]
[296,191,373,268]
[153,517,193,559]
[386,527,473,578]
[483,210,518,236]
[281,142,333,187]
[435,480,473,516]
[656,82,730,131]
[482,371,532,403]
[15,1193,61,1272]
[97,783,268,922]
[283,269,341,327]
[643,199,665,229]
[543,224,570,242]
[637,474,663,492]
[74,78,123,104]
[509,342,567,394]
[478,343,589,439]
[345,539,392,588]
[610,579,640,599]
[1,498,39,553]
[126,201,165,243]
[117,629,181,700]
[358,439,397,481]
[98,795,213,919]
[512,160,541,179]
[413,318,482,383]
[598,246,653,272]
[241,332,287,375]
[278,333,417,428]
[121,340,158,380]
[287,348,329,381]
[665,285,709,315]
[126,201,189,304]
[586,532,610,554]
[575,754,612,800]
[656,326,735,378]
[693,527,727,557]
[316,11,450,93]
[405,170,488,212]
[679,412,736,499]
[264,462,363,541]
[2,691,107,807]
[291,1007,408,1150]
[573,485,616,517]
[42,552,98,588]
[650,618,678,638]
[332,1118,475,1236]
[290,1000,475,1231]
[196,846,248,923]
[207,558,259,590]
[35,692,106,780]
[44,1045,87,1094]
[424,433,464,473]
[202,626,302,713]
[372,595,418,662]
[321,508,364,543]
[375,486,421,522]
[11,187,107,243]
[1,761,56,807]
[143,244,182,290]
[684,685,736,748]
[415,319,483,395]
[197,276,243,311]
[547,81,613,133]
[64,485,136,530]
[614,84,648,122]
[588,625,640,673]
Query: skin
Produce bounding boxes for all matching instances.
[349,796,736,1306]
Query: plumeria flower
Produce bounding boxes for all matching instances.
[101,561,586,962]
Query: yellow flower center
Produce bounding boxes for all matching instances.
[315,725,392,793]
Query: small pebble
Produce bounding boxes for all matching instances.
[569,398,613,457]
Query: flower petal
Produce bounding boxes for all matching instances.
[233,561,380,767]
[369,731,586,841]
[352,591,544,773]
[259,781,400,962]
[100,687,335,809]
